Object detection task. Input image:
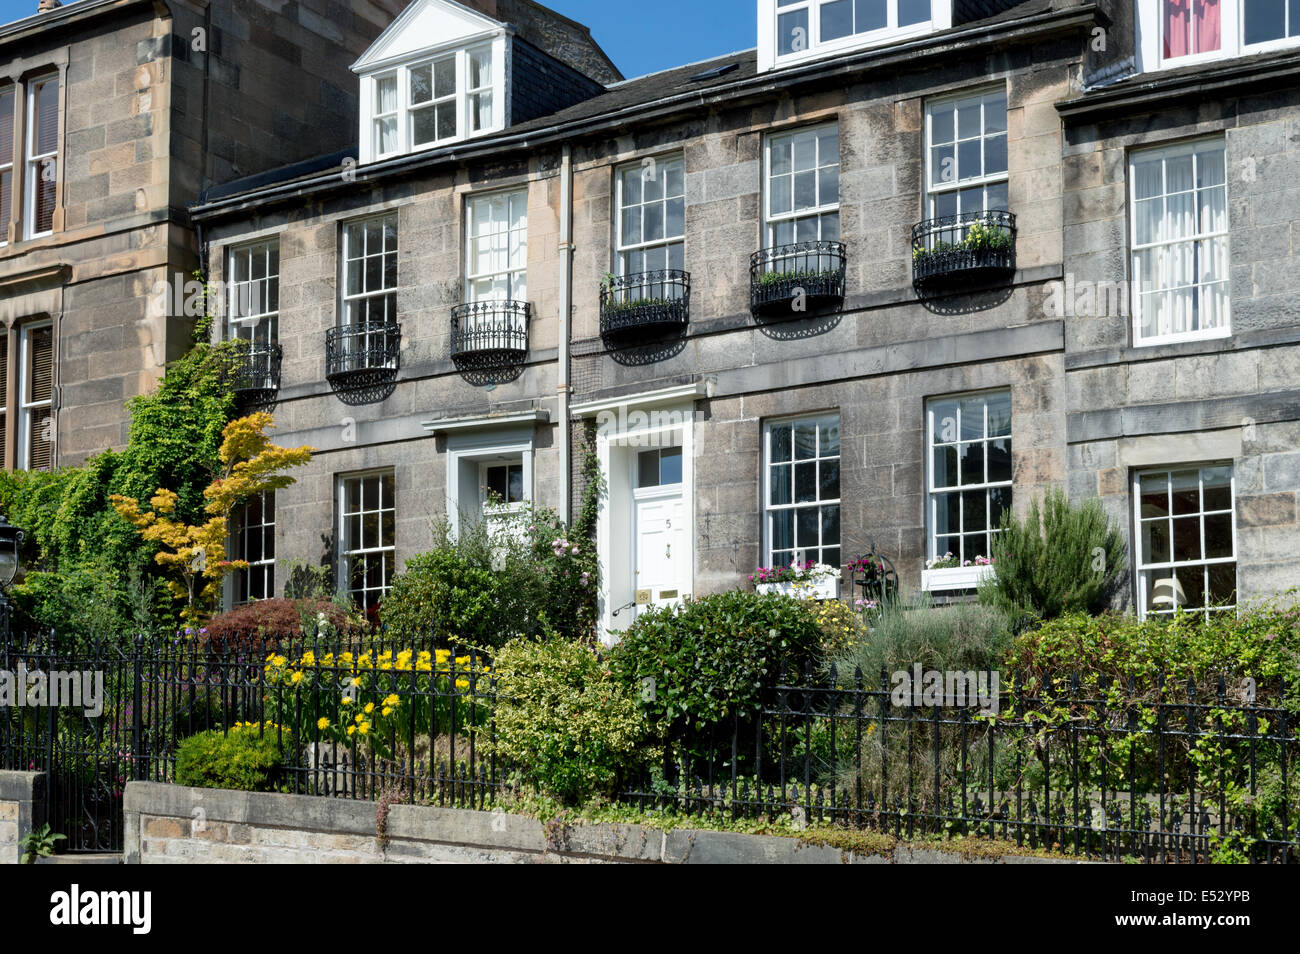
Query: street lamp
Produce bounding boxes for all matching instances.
[0,514,24,635]
[0,515,23,590]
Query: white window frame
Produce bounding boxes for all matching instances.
[1134,0,1300,70]
[924,87,1009,219]
[764,124,840,247]
[465,188,528,302]
[340,213,398,327]
[614,154,686,277]
[360,39,503,162]
[1133,464,1237,620]
[445,431,535,537]
[762,412,842,570]
[480,458,527,514]
[371,72,399,160]
[16,320,53,471]
[0,83,15,248]
[759,0,951,71]
[235,491,276,605]
[923,389,1012,591]
[227,240,279,346]
[23,73,57,241]
[338,470,397,611]
[1129,138,1230,347]
[408,53,459,152]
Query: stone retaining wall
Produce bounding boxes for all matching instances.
[0,771,45,865]
[123,782,1088,865]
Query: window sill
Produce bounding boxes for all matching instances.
[922,564,993,592]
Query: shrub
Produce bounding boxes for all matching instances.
[610,591,822,743]
[201,598,354,651]
[979,489,1126,622]
[488,637,649,804]
[831,596,1014,681]
[804,598,869,658]
[174,723,291,792]
[380,507,597,647]
[1007,596,1300,702]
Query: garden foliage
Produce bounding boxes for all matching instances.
[174,723,290,792]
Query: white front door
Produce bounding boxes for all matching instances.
[633,490,686,618]
[631,444,688,619]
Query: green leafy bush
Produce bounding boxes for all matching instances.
[610,591,822,740]
[831,596,1014,681]
[488,636,650,804]
[979,489,1126,622]
[380,506,598,647]
[174,724,291,792]
[1007,596,1300,701]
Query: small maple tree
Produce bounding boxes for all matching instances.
[111,412,313,625]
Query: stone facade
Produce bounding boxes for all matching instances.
[0,0,403,466]
[183,0,1300,627]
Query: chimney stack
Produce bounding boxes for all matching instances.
[37,0,62,13]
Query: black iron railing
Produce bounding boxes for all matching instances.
[450,300,530,367]
[7,623,1298,862]
[750,241,846,318]
[599,269,690,338]
[911,210,1016,289]
[230,342,283,403]
[325,321,401,389]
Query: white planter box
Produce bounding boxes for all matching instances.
[922,564,994,593]
[756,577,840,600]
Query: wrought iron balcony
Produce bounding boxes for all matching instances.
[229,341,283,405]
[450,300,530,368]
[911,210,1016,290]
[599,269,690,341]
[749,241,846,319]
[325,321,400,400]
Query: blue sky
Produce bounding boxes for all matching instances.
[0,0,757,79]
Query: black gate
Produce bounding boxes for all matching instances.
[0,625,132,852]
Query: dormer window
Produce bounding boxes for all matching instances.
[365,44,499,161]
[1137,0,1300,70]
[353,0,511,163]
[759,0,951,70]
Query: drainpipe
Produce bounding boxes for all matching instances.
[557,143,573,525]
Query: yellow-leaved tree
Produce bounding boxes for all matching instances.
[111,412,313,626]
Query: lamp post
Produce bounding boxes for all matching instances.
[0,515,24,640]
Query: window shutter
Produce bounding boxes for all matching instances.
[26,326,52,470]
[33,77,58,234]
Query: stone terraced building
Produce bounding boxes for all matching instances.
[168,0,1300,635]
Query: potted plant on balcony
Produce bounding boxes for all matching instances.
[749,560,840,600]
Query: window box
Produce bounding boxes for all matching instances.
[230,342,283,405]
[922,564,994,593]
[912,211,1016,290]
[756,575,841,601]
[450,300,529,368]
[749,241,846,319]
[599,270,690,340]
